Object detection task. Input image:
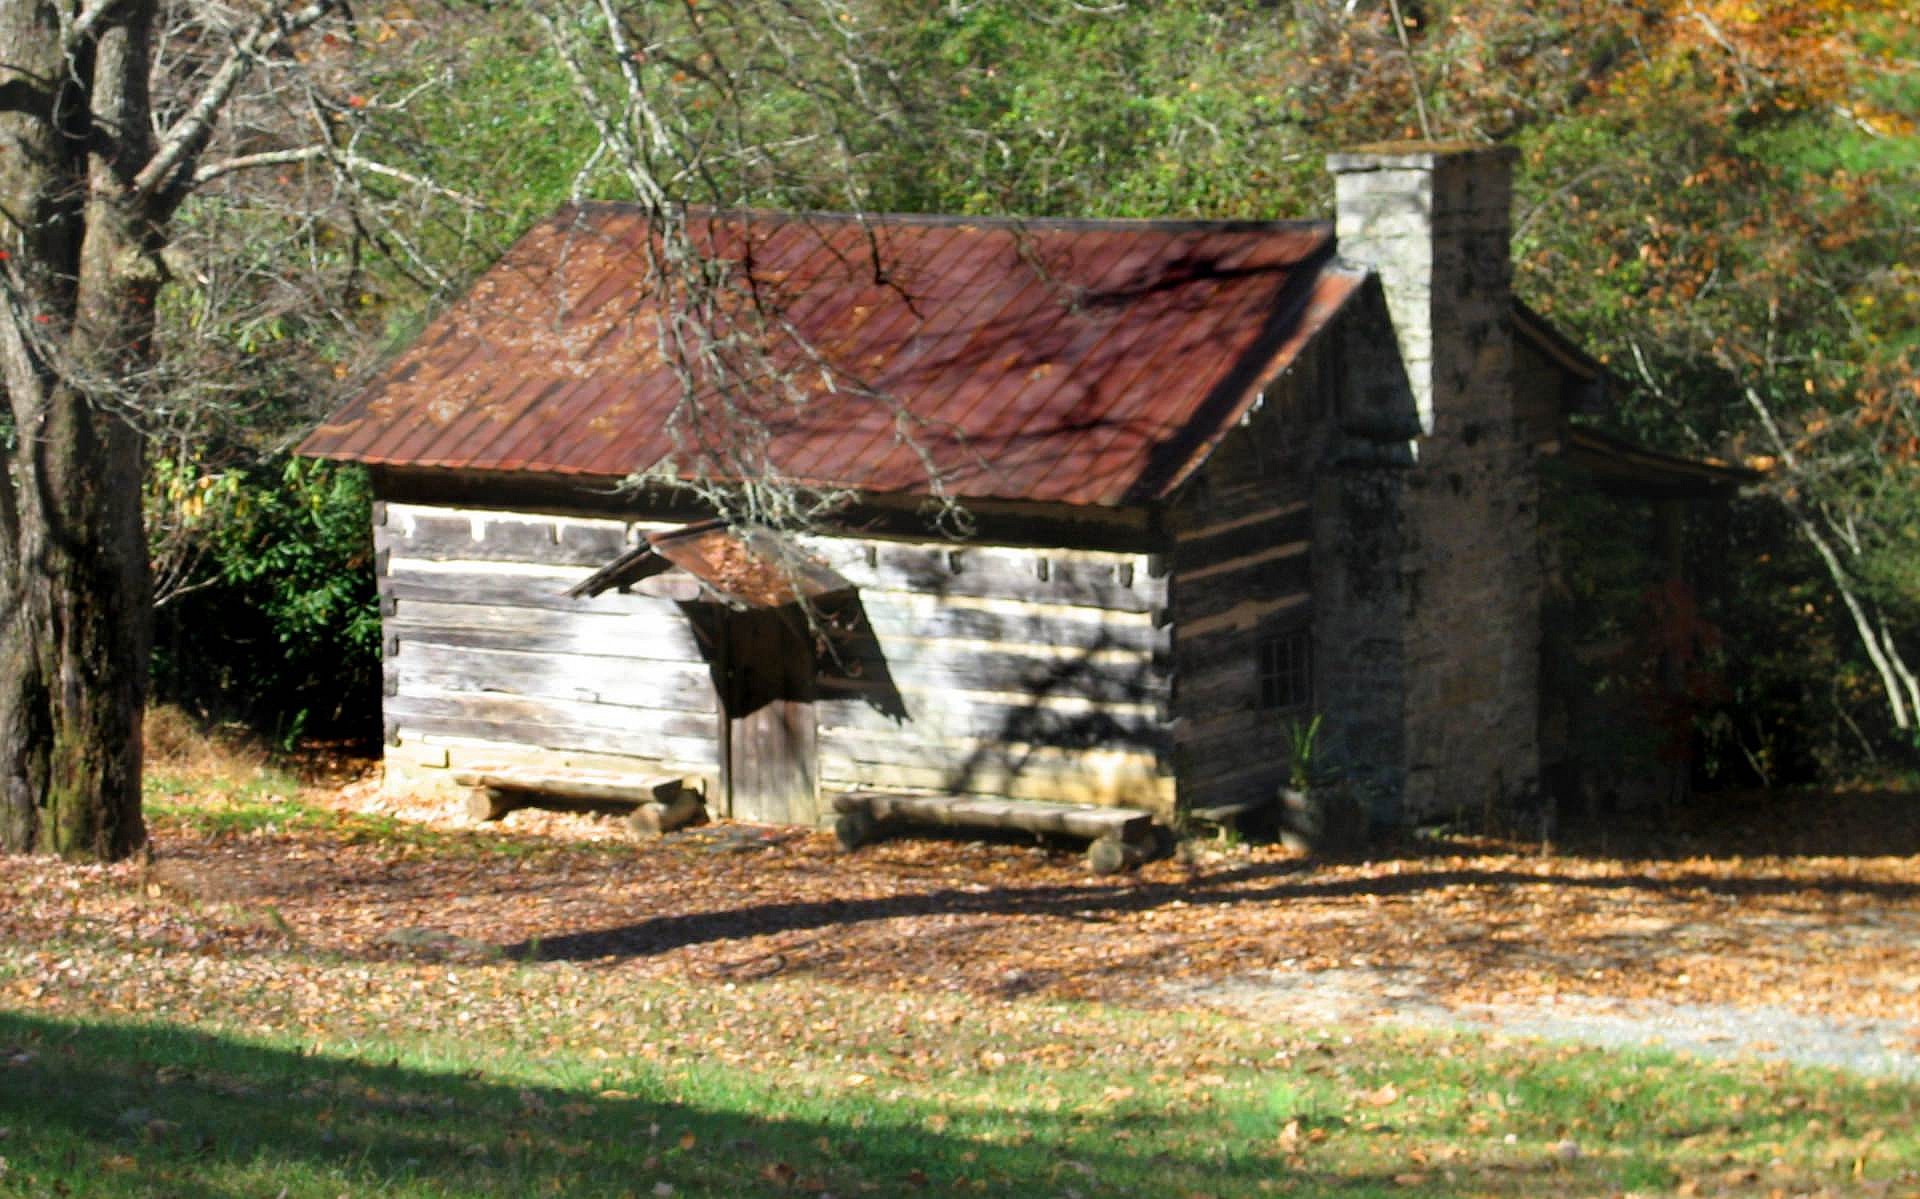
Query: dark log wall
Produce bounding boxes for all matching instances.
[1165,337,1333,812]
[376,505,721,797]
[374,500,1175,818]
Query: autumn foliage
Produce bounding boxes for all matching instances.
[1147,0,1920,762]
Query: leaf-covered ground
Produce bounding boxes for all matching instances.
[10,770,1916,1027]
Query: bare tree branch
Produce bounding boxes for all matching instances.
[524,0,985,540]
[1384,0,1432,138]
[1741,380,1920,730]
[134,0,341,203]
[62,0,128,53]
[190,145,488,209]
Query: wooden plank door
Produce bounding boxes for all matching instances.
[721,608,819,825]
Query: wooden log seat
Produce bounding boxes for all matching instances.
[454,769,708,837]
[830,791,1156,875]
[1185,798,1268,841]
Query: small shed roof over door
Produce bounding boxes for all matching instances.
[569,522,851,609]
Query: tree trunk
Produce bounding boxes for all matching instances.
[0,604,51,851]
[1795,507,1920,733]
[3,394,152,859]
[1,0,433,859]
[0,0,157,860]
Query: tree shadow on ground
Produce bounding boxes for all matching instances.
[505,856,1917,965]
[0,1009,1263,1199]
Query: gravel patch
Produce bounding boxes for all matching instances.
[1173,968,1920,1080]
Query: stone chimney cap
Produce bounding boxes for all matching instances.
[1326,141,1516,172]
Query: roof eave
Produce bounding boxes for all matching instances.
[1558,426,1764,499]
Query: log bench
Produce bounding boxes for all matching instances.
[830,791,1157,874]
[1185,798,1267,841]
[454,769,708,837]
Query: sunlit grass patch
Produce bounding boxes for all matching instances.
[1,946,1914,1198]
[142,779,577,858]
[13,712,1907,1195]
[139,710,582,859]
[143,771,325,837]
[141,703,322,836]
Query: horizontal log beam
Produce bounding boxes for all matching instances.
[454,769,698,807]
[378,511,629,567]
[857,594,1167,655]
[1173,503,1311,572]
[388,690,718,743]
[820,644,1168,706]
[393,642,718,714]
[830,791,1152,843]
[803,540,1164,614]
[817,692,1169,750]
[369,473,1161,553]
[387,598,706,660]
[388,709,719,773]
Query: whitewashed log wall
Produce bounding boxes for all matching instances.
[375,505,719,797]
[797,536,1173,816]
[375,501,1174,818]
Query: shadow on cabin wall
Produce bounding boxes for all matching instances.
[673,530,1173,813]
[895,545,1170,810]
[811,594,909,722]
[938,629,1169,811]
[679,591,910,722]
[678,593,907,723]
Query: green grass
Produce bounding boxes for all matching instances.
[140,769,602,859]
[143,764,325,838]
[1,948,1913,1198]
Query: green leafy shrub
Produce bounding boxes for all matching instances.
[152,458,379,745]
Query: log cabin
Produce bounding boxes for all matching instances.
[301,143,1750,835]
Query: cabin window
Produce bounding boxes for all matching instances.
[1258,628,1312,711]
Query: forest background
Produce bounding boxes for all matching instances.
[147,0,1918,792]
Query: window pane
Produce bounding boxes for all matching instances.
[1258,628,1311,710]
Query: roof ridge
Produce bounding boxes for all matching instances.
[563,200,1332,238]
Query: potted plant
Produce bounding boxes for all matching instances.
[1276,715,1366,852]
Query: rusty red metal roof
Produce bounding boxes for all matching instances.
[302,206,1362,507]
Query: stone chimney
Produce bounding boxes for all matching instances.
[1319,143,1541,825]
[1326,142,1517,439]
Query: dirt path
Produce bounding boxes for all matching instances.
[1169,967,1920,1080]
